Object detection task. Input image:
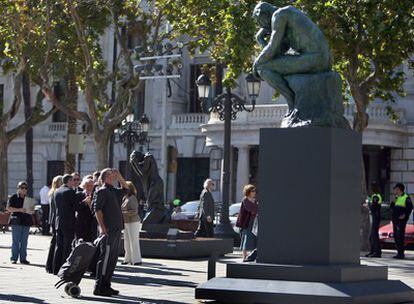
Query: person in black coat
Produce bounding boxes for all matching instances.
[53,174,77,274]
[75,178,97,242]
[194,179,215,238]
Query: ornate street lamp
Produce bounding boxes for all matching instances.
[245,72,261,102]
[114,113,151,179]
[196,72,261,238]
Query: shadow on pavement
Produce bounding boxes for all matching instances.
[116,265,188,277]
[112,273,197,288]
[148,265,205,274]
[80,295,188,304]
[0,294,47,303]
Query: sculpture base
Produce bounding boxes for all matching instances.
[196,276,414,304]
[196,262,414,303]
[281,71,349,128]
[226,262,388,283]
[140,238,233,259]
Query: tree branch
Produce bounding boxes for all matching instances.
[39,81,91,126]
[360,59,380,89]
[6,90,57,143]
[68,2,99,133]
[2,63,25,122]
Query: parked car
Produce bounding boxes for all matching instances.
[379,212,414,247]
[180,200,200,219]
[229,203,241,234]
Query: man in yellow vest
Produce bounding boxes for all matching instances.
[365,183,382,258]
[390,183,413,259]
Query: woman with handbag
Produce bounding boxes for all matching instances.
[6,181,33,264]
[236,184,258,262]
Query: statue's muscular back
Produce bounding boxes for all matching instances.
[273,6,331,66]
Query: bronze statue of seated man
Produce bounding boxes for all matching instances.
[253,2,332,109]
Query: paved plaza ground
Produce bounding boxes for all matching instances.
[1,231,414,304]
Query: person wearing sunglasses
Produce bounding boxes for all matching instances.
[6,181,33,264]
[71,172,82,191]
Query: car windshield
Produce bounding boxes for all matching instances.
[229,203,241,217]
[181,201,199,213]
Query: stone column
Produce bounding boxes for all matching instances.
[236,145,250,203]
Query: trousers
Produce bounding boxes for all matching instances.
[393,218,407,255]
[124,221,142,264]
[95,229,121,289]
[41,205,50,235]
[195,216,214,238]
[11,225,30,262]
[369,214,381,255]
[53,229,74,274]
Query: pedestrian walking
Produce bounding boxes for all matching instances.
[236,184,258,262]
[194,179,215,238]
[53,174,77,274]
[46,175,63,273]
[7,181,33,264]
[121,181,142,266]
[365,182,382,258]
[48,175,63,234]
[39,180,52,235]
[93,168,128,297]
[391,183,413,259]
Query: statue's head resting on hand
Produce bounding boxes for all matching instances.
[252,2,277,29]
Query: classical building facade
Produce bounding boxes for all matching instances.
[2,27,414,205]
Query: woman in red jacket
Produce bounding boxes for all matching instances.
[236,184,258,261]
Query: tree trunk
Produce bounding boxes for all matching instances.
[351,85,370,251]
[95,134,110,170]
[22,72,34,196]
[0,130,8,205]
[63,73,78,173]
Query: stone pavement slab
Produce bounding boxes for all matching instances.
[1,231,414,303]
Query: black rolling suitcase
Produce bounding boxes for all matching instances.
[55,235,106,298]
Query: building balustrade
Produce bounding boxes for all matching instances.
[170,113,210,129]
[205,103,405,127]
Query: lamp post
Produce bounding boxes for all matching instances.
[196,73,261,238]
[114,113,150,179]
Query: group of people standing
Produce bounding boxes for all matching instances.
[7,168,143,297]
[366,182,413,259]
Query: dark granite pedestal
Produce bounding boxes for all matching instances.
[195,128,414,303]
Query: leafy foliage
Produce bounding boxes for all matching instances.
[163,0,414,129]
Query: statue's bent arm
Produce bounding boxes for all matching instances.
[256,11,287,65]
[256,28,269,48]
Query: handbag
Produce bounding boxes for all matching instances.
[8,214,22,226]
[252,216,258,236]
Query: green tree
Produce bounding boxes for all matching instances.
[164,0,414,127]
[0,0,178,202]
[163,0,414,249]
[0,2,56,202]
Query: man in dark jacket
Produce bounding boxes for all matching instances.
[93,168,127,297]
[390,183,413,259]
[53,174,76,274]
[195,179,215,238]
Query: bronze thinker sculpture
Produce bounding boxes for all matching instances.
[130,151,169,232]
[253,2,349,128]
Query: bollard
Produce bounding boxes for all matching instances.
[207,252,218,280]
